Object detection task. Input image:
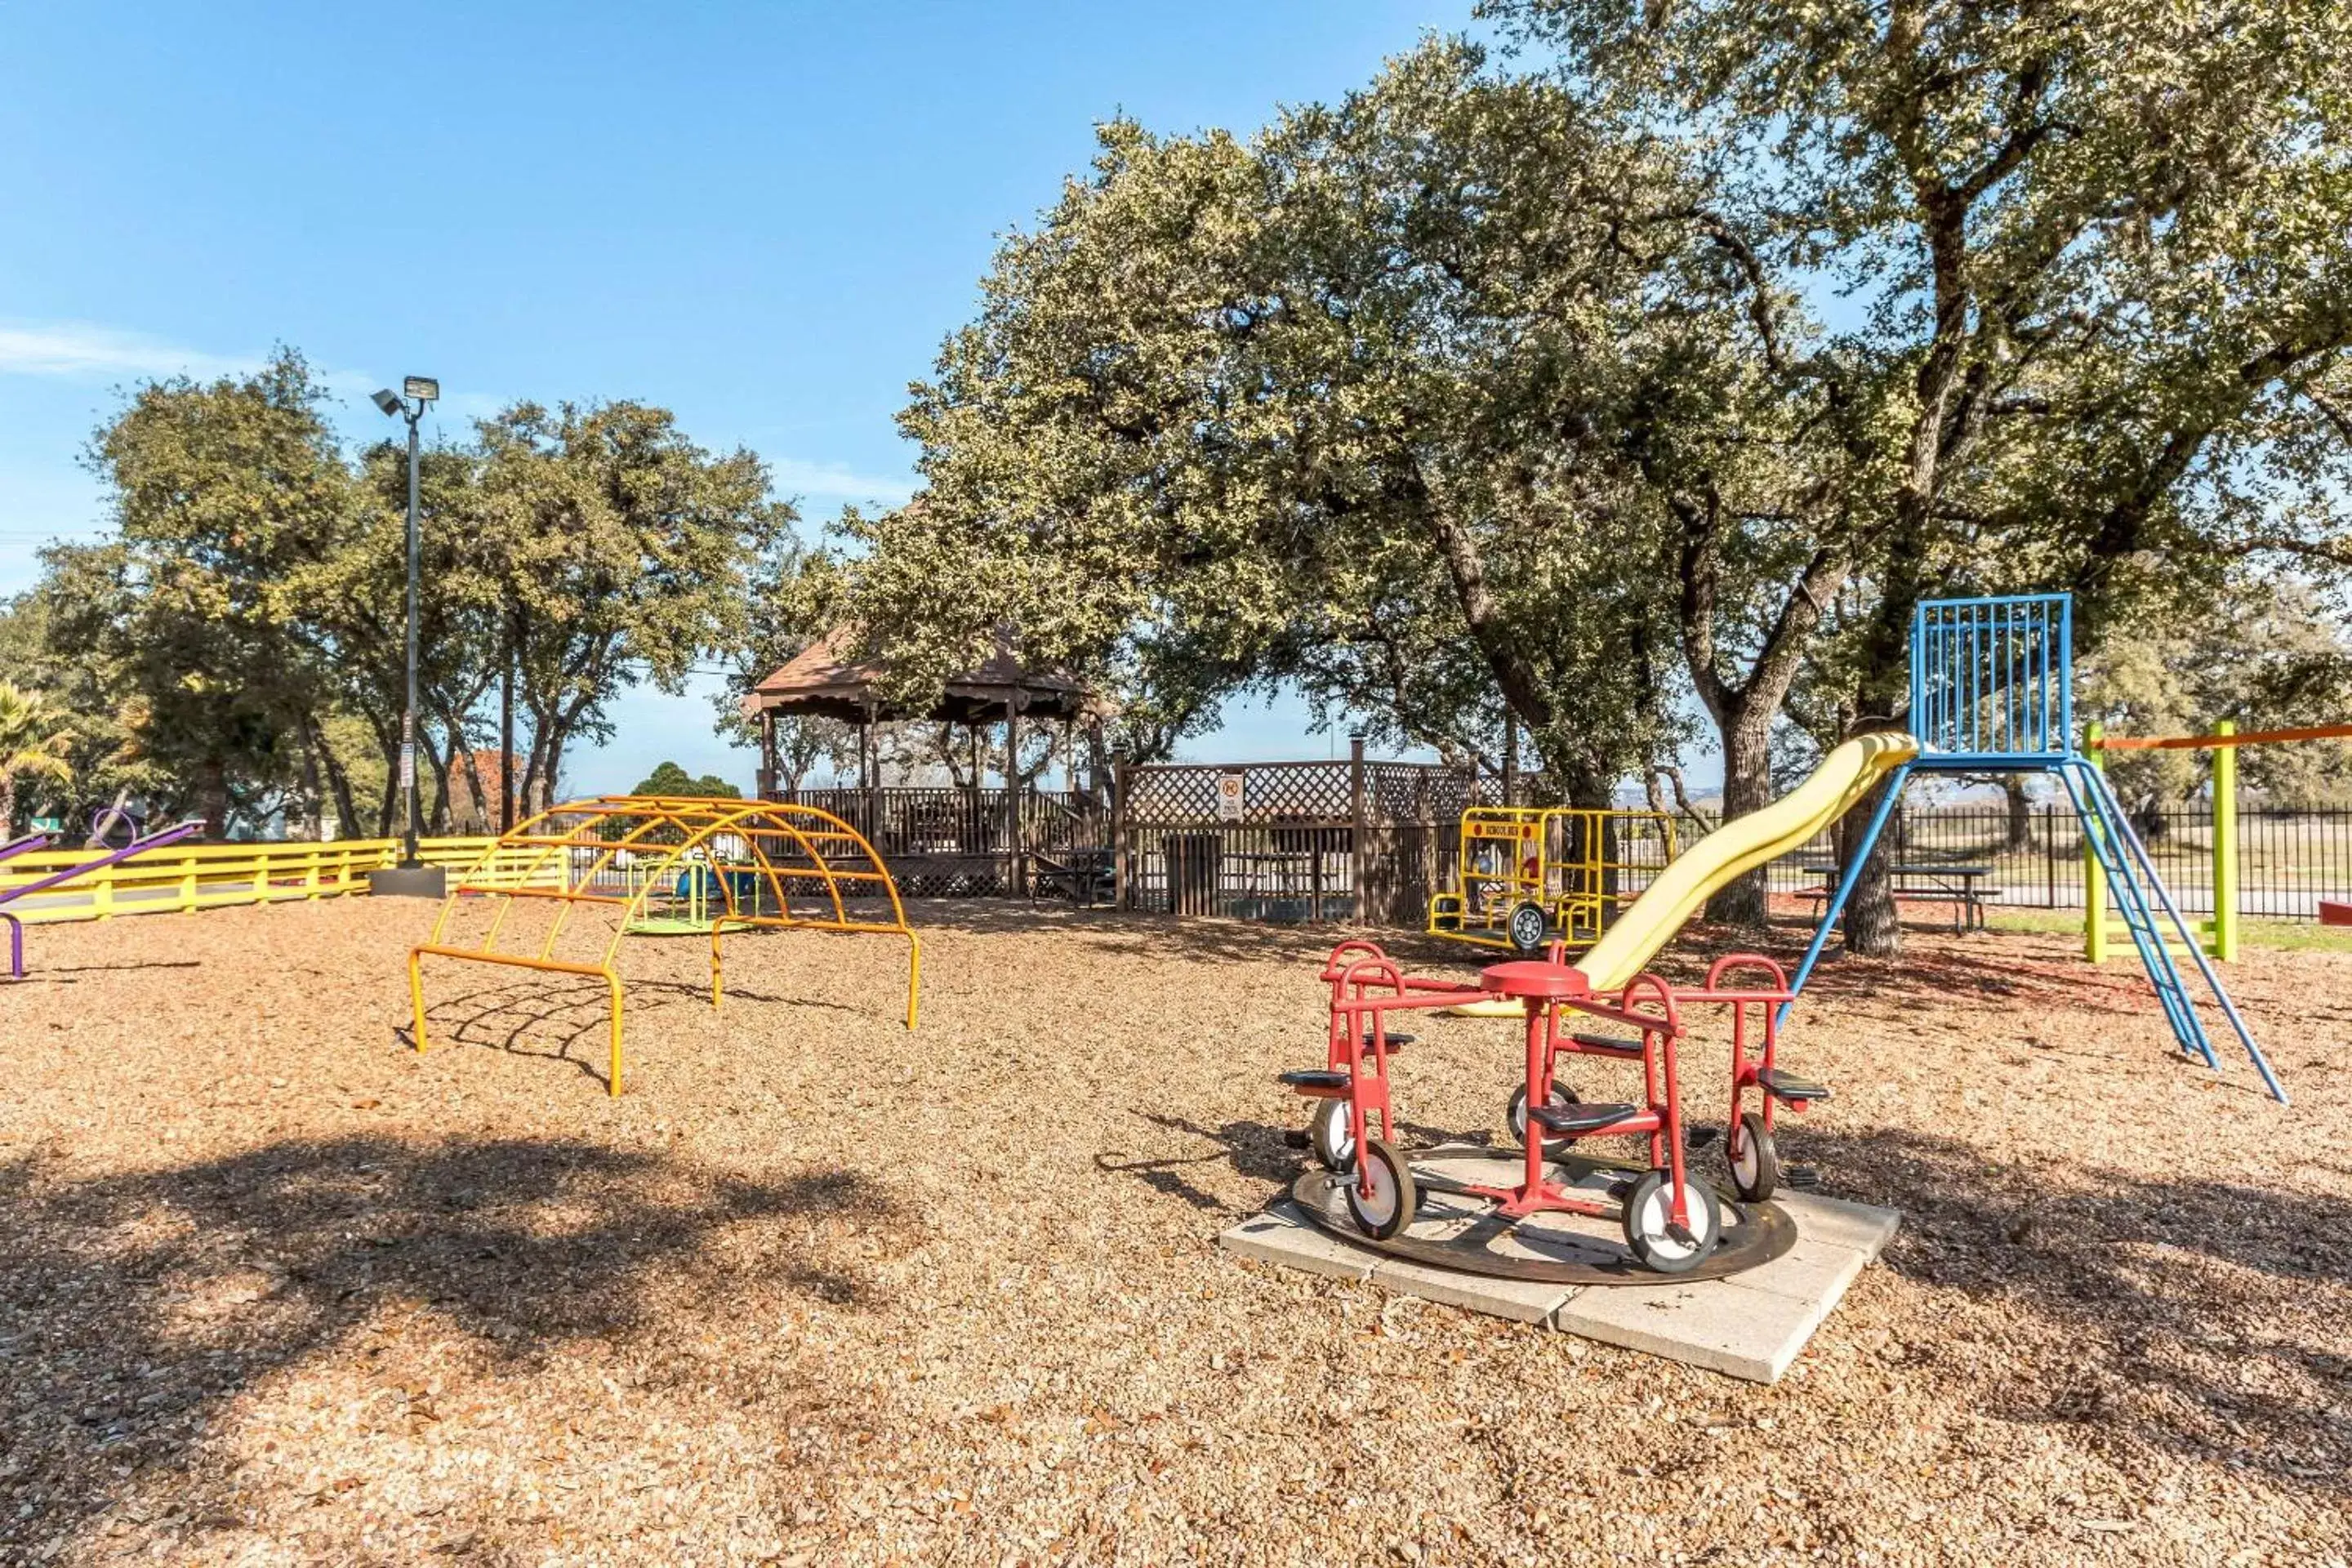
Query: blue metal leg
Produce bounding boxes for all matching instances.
[1775,762,1912,1031]
[2071,762,2287,1103]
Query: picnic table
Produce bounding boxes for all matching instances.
[1794,858,1998,933]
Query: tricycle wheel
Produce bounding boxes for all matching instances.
[1729,1111,1779,1203]
[1619,1169,1721,1274]
[1506,1079,1579,1150]
[1308,1096,1356,1172]
[1344,1137,1418,1241]
[1506,901,1550,956]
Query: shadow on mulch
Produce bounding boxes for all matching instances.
[403,973,870,1089]
[1095,1111,1301,1210]
[0,1136,896,1557]
[1796,1120,2352,1495]
[1155,1100,2350,1499]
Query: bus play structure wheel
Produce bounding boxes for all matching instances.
[1506,900,1549,956]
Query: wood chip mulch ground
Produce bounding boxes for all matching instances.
[1,897,2346,1566]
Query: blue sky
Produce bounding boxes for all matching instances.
[0,2,1598,793]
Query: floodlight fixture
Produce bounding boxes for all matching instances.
[371,388,403,416]
[402,375,439,403]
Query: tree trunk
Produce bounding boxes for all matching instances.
[198,755,229,840]
[2002,775,2033,853]
[541,727,565,811]
[439,700,492,834]
[421,721,455,835]
[372,755,399,838]
[1838,769,1901,956]
[292,733,324,840]
[519,713,549,817]
[0,776,16,838]
[1703,708,1773,926]
[310,720,362,840]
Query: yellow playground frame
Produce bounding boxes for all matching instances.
[1427,806,1679,954]
[408,795,920,1095]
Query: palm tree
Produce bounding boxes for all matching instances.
[0,682,72,836]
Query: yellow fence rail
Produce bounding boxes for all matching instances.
[0,836,519,925]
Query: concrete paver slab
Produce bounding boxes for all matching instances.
[1219,1188,1901,1383]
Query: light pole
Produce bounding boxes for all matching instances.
[366,376,448,899]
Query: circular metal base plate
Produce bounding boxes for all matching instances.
[1292,1143,1797,1286]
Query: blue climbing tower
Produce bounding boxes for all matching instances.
[1785,593,2286,1102]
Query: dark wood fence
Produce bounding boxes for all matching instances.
[1111,738,1476,924]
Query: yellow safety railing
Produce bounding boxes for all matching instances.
[0,835,514,924]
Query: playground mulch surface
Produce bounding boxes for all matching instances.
[1,898,2347,1567]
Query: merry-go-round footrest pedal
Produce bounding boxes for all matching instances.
[1683,1125,1719,1151]
[1783,1165,1821,1190]
[1754,1067,1831,1104]
[1355,1031,1416,1049]
[1277,1069,1349,1091]
[1528,1100,1641,1136]
[1569,1033,1645,1057]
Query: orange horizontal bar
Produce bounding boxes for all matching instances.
[2092,722,2352,752]
[457,884,630,906]
[412,944,612,979]
[727,914,912,938]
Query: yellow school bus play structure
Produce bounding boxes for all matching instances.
[408,795,919,1096]
[1427,806,1680,954]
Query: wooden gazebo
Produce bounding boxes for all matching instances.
[738,626,1108,892]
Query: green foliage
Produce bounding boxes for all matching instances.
[0,680,74,835]
[18,350,792,840]
[1497,0,2352,682]
[2082,575,2352,811]
[56,348,355,835]
[630,760,742,800]
[460,400,793,814]
[855,44,1710,800]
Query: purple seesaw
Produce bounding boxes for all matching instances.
[0,822,204,978]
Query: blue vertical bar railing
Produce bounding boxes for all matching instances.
[1910,594,2074,763]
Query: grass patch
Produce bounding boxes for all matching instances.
[1987,907,2352,953]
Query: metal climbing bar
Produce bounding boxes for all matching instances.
[409,795,920,1096]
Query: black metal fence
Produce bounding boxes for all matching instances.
[769,775,2352,925]
[1734,804,2352,920]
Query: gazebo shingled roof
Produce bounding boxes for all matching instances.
[739,626,1107,726]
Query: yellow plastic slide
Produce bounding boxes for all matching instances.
[1570,730,1919,992]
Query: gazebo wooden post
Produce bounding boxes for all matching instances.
[758,709,779,801]
[1112,752,1132,911]
[859,708,877,840]
[1349,732,1369,924]
[1004,691,1024,898]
